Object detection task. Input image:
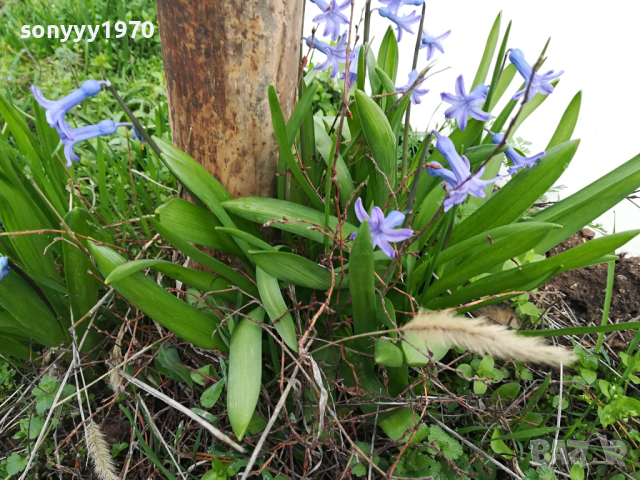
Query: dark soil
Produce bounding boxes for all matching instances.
[543,229,640,324]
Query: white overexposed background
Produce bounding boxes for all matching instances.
[304,0,640,255]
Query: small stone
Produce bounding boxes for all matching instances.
[581,228,596,239]
[617,275,628,281]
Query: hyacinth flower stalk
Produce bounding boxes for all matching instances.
[421,29,451,61]
[0,256,10,282]
[426,131,501,211]
[396,70,430,105]
[309,0,350,41]
[60,120,131,167]
[30,79,110,139]
[378,0,424,15]
[441,75,491,131]
[510,48,563,103]
[491,132,546,175]
[378,7,422,42]
[353,198,413,259]
[306,35,352,79]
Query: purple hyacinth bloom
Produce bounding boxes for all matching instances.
[60,120,122,167]
[491,133,545,176]
[306,36,352,79]
[30,79,109,139]
[0,257,10,282]
[310,0,350,41]
[420,29,451,61]
[396,70,429,105]
[354,198,413,259]
[426,132,501,212]
[441,75,491,131]
[378,0,424,15]
[509,49,563,103]
[379,8,421,42]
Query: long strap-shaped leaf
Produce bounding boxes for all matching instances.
[153,138,252,257]
[150,218,259,297]
[269,85,324,210]
[228,307,264,440]
[350,221,378,353]
[451,139,580,244]
[256,267,298,352]
[89,243,228,351]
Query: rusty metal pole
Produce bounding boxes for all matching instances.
[155,0,303,199]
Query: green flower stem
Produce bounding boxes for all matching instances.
[595,258,615,352]
[400,2,426,181]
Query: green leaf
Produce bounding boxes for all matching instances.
[350,221,378,353]
[490,429,514,456]
[0,272,67,347]
[256,266,298,351]
[149,218,259,297]
[530,152,640,253]
[156,348,193,387]
[286,82,319,145]
[6,453,28,475]
[228,307,264,440]
[63,208,100,351]
[471,12,501,89]
[426,260,560,310]
[375,340,404,368]
[570,463,585,480]
[488,427,562,443]
[492,382,521,399]
[214,227,275,252]
[314,118,355,219]
[155,198,244,257]
[426,223,559,300]
[89,243,228,351]
[377,26,399,82]
[153,137,249,255]
[222,197,357,244]
[201,381,225,408]
[452,140,580,244]
[547,91,582,150]
[488,64,517,112]
[402,331,450,366]
[519,320,640,338]
[269,85,324,210]
[355,90,397,207]
[249,250,345,290]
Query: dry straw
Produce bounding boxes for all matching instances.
[402,311,576,367]
[85,421,119,480]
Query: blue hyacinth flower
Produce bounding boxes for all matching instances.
[426,132,501,211]
[378,0,424,15]
[306,36,353,79]
[60,120,126,167]
[30,79,110,139]
[509,49,563,103]
[309,0,350,41]
[420,29,451,61]
[379,7,421,42]
[491,133,546,175]
[354,197,413,259]
[441,75,491,131]
[0,257,10,282]
[396,70,430,105]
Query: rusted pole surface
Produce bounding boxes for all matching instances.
[156,0,303,198]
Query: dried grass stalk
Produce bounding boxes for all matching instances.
[85,421,119,480]
[402,311,576,367]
